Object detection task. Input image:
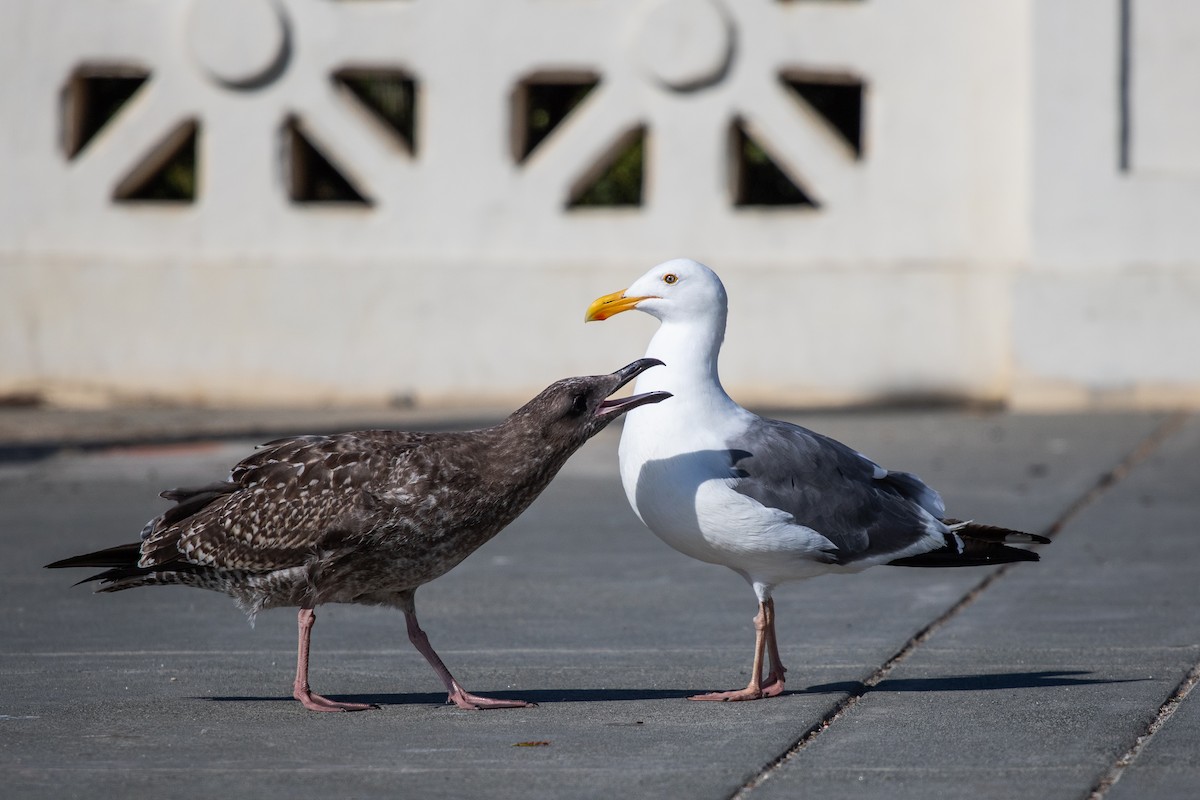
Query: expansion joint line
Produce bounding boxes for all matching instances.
[1085,410,1195,798]
[1087,656,1200,799]
[730,411,1191,800]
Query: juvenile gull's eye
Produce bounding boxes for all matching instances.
[570,394,589,415]
[663,273,678,285]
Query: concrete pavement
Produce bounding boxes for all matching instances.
[1,408,1197,799]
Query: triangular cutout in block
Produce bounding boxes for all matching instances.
[780,71,865,158]
[730,121,817,207]
[284,117,371,205]
[334,69,418,153]
[512,72,599,162]
[568,125,646,208]
[113,119,198,202]
[62,66,150,159]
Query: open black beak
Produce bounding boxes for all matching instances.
[596,358,672,419]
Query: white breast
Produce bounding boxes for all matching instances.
[617,394,836,575]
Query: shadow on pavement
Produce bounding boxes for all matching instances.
[201,671,1138,707]
[202,688,697,706]
[801,670,1145,694]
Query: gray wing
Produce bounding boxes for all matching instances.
[728,418,946,565]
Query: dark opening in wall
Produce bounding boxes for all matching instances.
[334,69,418,153]
[284,117,371,205]
[511,71,599,162]
[61,65,149,159]
[780,70,865,158]
[730,120,817,207]
[113,119,198,203]
[568,126,646,208]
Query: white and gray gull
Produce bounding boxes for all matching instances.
[47,359,670,712]
[585,259,1048,702]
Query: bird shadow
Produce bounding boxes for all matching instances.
[799,670,1144,695]
[201,688,696,706]
[202,671,1137,707]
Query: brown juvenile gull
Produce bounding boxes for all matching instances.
[585,259,1049,702]
[46,359,670,712]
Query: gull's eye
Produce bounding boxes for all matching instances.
[570,394,589,415]
[663,273,678,285]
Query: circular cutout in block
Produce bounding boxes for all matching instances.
[187,0,289,89]
[632,0,734,92]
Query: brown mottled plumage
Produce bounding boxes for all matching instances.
[47,359,670,712]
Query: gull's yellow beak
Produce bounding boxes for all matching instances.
[585,290,654,322]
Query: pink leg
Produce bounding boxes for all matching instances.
[404,610,533,710]
[292,608,379,712]
[690,599,785,702]
[759,598,787,698]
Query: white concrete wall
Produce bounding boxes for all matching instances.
[0,0,1195,409]
[1014,0,1200,408]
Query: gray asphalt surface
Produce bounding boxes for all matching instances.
[1,408,1197,799]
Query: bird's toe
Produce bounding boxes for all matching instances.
[448,690,535,710]
[295,690,379,712]
[688,687,772,702]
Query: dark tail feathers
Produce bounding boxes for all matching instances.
[888,521,1049,568]
[45,542,149,586]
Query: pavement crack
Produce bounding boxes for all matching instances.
[1086,656,1200,799]
[729,411,1191,800]
[1040,411,1189,540]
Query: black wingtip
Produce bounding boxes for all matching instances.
[72,570,115,587]
[45,542,142,571]
[889,543,1041,568]
[1005,547,1041,563]
[945,520,1051,546]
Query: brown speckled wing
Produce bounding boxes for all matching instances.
[140,432,422,572]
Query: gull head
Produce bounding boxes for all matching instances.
[511,358,672,444]
[584,258,728,324]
